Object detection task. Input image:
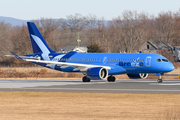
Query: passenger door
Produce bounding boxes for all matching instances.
[146,56,151,67]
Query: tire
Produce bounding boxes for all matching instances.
[157,79,162,83]
[107,76,116,82]
[82,76,90,82]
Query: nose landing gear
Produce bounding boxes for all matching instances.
[157,73,163,83]
[157,76,162,83]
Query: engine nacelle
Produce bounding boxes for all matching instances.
[127,73,148,79]
[86,67,108,80]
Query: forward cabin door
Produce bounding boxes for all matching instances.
[146,56,151,67]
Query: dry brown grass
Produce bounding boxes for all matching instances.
[0,67,180,80]
[0,67,83,78]
[0,92,180,120]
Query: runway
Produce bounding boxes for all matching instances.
[0,79,180,94]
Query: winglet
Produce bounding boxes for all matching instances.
[10,51,23,60]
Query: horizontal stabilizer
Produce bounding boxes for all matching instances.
[10,51,23,60]
[5,55,40,60]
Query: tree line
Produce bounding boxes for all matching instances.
[1,10,180,64]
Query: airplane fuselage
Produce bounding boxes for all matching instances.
[25,52,174,75]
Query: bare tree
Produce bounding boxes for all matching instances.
[0,22,13,61]
[11,25,31,55]
[66,13,89,33]
[151,11,175,44]
[172,9,180,45]
[111,10,146,53]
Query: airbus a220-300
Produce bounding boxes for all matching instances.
[9,22,175,83]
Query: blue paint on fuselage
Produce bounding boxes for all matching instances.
[24,52,174,75]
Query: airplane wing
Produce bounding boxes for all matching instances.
[9,51,111,72]
[25,59,111,72]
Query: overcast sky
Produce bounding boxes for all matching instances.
[1,0,180,20]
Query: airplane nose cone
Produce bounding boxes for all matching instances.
[162,63,175,72]
[169,64,175,72]
[165,63,175,72]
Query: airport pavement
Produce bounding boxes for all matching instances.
[0,79,180,94]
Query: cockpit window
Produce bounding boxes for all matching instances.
[156,59,161,62]
[156,58,169,62]
[162,59,169,62]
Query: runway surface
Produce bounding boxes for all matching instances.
[0,79,180,94]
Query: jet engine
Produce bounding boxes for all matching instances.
[127,73,148,79]
[86,67,108,80]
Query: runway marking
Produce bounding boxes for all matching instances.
[150,83,180,86]
[23,88,180,92]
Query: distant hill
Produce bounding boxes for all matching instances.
[0,16,28,26]
[0,16,108,27]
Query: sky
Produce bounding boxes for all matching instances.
[1,0,180,20]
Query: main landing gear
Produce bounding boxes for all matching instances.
[82,76,91,82]
[107,75,116,82]
[82,75,116,82]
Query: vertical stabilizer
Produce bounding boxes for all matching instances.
[27,22,55,54]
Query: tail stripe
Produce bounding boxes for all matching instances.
[31,35,50,54]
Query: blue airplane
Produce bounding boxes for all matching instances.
[10,22,175,83]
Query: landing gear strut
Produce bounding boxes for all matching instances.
[82,76,91,82]
[107,75,116,82]
[157,73,163,83]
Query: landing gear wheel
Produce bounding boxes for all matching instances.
[157,79,162,83]
[82,76,91,82]
[107,76,116,82]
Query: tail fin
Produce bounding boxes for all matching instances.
[27,22,55,54]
